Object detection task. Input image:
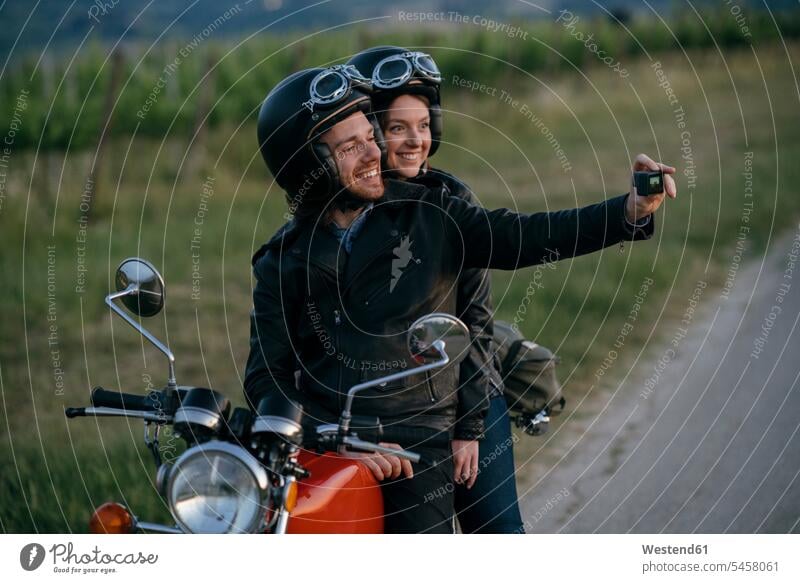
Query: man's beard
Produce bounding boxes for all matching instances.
[333,183,382,212]
[342,176,384,201]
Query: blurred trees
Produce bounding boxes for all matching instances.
[2,8,799,152]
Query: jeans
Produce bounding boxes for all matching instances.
[454,395,524,533]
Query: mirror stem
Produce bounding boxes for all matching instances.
[106,285,177,392]
[339,340,449,436]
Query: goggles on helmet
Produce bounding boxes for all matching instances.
[371,51,441,90]
[303,65,371,111]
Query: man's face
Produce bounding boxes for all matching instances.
[318,111,384,201]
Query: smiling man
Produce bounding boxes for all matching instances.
[246,66,674,533]
[318,113,384,201]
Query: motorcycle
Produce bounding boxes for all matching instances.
[65,257,471,534]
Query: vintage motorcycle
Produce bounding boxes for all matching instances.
[65,257,471,534]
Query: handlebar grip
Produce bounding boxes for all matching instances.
[342,437,422,464]
[90,387,153,411]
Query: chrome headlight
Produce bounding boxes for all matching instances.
[166,442,268,533]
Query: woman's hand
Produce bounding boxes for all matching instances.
[452,439,479,489]
[625,153,677,223]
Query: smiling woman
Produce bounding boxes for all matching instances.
[346,45,526,531]
[380,94,432,179]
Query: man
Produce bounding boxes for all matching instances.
[245,66,676,533]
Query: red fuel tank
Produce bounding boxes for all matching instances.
[287,451,384,533]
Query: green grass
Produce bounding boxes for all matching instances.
[1,41,799,532]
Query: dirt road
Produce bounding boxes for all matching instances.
[516,226,800,533]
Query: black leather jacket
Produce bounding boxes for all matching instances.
[413,168,504,441]
[244,179,652,438]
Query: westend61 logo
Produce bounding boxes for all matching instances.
[19,542,158,574]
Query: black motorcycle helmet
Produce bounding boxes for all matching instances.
[256,66,384,219]
[346,46,443,157]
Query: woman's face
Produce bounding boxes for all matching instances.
[382,94,432,179]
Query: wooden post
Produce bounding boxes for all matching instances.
[38,56,55,203]
[85,48,124,216]
[188,48,217,173]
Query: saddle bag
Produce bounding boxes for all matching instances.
[493,320,565,434]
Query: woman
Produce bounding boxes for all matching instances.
[347,46,525,533]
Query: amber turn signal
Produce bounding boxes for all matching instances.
[284,481,298,513]
[89,502,134,534]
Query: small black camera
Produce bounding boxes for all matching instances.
[633,170,664,196]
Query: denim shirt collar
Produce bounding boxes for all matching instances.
[327,203,373,254]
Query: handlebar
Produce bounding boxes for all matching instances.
[91,387,155,411]
[65,386,183,422]
[64,407,86,418]
[64,406,168,422]
[342,436,421,463]
[73,387,441,464]
[512,410,550,436]
[315,424,447,466]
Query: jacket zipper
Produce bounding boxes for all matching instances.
[488,376,503,396]
[334,308,343,413]
[424,370,437,403]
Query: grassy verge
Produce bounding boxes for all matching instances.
[1,42,799,531]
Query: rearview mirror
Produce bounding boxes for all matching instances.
[107,257,176,390]
[339,313,470,440]
[407,313,470,365]
[115,258,165,317]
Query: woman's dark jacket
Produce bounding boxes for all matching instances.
[413,168,504,441]
[244,179,652,438]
